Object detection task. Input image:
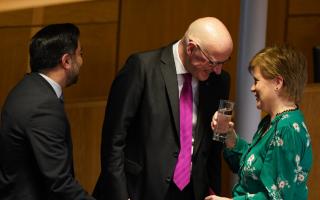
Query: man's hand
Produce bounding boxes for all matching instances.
[204,195,232,200]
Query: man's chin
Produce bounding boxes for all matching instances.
[197,73,211,81]
[66,76,79,87]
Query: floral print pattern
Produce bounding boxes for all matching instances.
[225,109,312,200]
[302,122,311,148]
[294,155,308,184]
[270,136,284,147]
[243,154,259,181]
[293,122,300,132]
[269,184,282,200]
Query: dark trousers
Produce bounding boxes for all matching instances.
[165,181,195,200]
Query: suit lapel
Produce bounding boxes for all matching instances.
[193,81,207,155]
[159,45,179,136]
[193,75,221,155]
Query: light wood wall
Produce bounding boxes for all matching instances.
[267,0,320,83]
[0,0,319,198]
[300,84,320,200]
[0,0,91,13]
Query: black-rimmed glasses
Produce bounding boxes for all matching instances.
[196,44,231,67]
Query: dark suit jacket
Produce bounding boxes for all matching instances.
[93,44,230,200]
[0,73,94,200]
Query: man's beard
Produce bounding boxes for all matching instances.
[66,65,79,87]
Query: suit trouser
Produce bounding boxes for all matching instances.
[165,181,195,200]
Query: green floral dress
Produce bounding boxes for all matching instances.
[224,109,312,200]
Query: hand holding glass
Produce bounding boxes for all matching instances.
[212,100,234,142]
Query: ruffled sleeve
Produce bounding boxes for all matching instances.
[224,137,250,173]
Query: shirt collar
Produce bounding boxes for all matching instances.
[38,73,62,98]
[173,40,188,75]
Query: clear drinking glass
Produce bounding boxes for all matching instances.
[212,99,234,142]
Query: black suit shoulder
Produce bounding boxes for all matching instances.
[121,44,172,72]
[111,45,172,98]
[1,73,61,128]
[0,73,94,200]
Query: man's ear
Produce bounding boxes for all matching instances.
[186,40,197,56]
[61,53,72,69]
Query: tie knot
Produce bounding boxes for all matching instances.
[183,73,192,84]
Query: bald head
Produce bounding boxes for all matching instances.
[184,17,233,60]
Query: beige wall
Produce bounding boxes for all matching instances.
[0,0,319,198]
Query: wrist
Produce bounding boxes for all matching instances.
[225,129,237,149]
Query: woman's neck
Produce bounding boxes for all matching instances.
[270,102,297,120]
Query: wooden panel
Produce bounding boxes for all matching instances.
[119,0,240,65]
[42,0,118,25]
[0,0,118,27]
[0,9,33,26]
[119,0,241,195]
[0,27,30,107]
[300,84,320,200]
[0,0,91,13]
[64,23,118,101]
[65,100,106,193]
[266,0,287,46]
[289,0,320,15]
[287,17,320,83]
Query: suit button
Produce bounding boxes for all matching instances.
[165,177,171,183]
[173,151,179,158]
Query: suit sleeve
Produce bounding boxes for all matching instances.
[207,71,231,194]
[98,55,144,200]
[27,100,94,200]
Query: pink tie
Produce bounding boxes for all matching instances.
[173,73,193,190]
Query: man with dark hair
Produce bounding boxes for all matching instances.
[0,23,94,200]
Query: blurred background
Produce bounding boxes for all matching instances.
[0,0,319,199]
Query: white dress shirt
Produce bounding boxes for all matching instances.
[172,41,199,154]
[39,73,63,99]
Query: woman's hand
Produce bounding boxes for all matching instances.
[224,128,237,149]
[211,112,234,134]
[211,111,219,131]
[204,195,232,200]
[211,112,237,148]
